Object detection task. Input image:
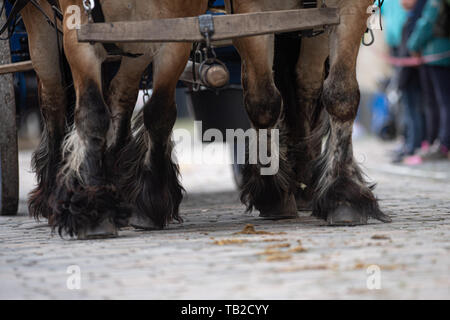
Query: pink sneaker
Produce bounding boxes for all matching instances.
[403,155,423,166]
[419,141,430,154]
[420,144,449,161]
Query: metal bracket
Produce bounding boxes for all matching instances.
[198,14,215,47]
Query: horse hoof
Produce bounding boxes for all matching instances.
[129,213,159,230]
[327,206,368,226]
[77,219,118,240]
[295,194,313,211]
[259,194,299,220]
[296,197,312,212]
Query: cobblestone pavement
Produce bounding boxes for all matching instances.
[0,137,449,299]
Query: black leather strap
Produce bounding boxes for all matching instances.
[0,0,29,36]
[303,1,317,9]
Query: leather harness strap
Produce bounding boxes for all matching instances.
[0,0,29,36]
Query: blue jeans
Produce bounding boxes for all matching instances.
[427,65,450,149]
[402,79,425,154]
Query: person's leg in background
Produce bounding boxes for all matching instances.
[427,65,450,159]
[420,65,440,147]
[403,65,440,165]
[395,75,425,163]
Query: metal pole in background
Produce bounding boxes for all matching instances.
[0,0,19,215]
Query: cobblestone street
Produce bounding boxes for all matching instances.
[0,137,449,299]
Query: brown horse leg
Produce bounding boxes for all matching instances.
[232,31,297,219]
[313,1,391,225]
[105,56,152,156]
[48,13,124,238]
[120,43,190,229]
[21,3,67,221]
[103,55,153,228]
[294,34,330,210]
[273,31,330,212]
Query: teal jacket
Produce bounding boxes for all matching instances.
[382,0,408,48]
[408,0,450,66]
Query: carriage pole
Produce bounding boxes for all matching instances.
[0,0,19,216]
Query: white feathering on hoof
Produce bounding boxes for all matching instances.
[60,124,86,185]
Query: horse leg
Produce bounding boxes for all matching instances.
[231,4,297,218]
[48,9,122,238]
[294,35,330,211]
[103,56,152,218]
[120,43,190,229]
[103,55,154,228]
[21,3,67,220]
[313,1,391,225]
[105,56,152,157]
[274,31,330,211]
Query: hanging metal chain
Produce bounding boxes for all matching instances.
[141,67,151,104]
[142,88,151,104]
[83,0,95,23]
[192,44,203,92]
[362,0,385,46]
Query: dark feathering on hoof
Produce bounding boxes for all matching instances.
[48,179,132,238]
[28,123,65,221]
[240,162,298,219]
[239,130,298,219]
[312,175,391,225]
[118,110,184,229]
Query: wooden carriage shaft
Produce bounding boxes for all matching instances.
[77,8,339,43]
[0,8,339,75]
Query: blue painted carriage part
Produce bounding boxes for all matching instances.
[210,0,225,7]
[6,1,33,114]
[207,0,226,15]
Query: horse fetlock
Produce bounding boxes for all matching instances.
[143,94,177,140]
[322,76,360,123]
[244,89,282,129]
[75,81,111,138]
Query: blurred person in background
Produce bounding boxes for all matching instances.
[383,0,409,55]
[377,1,408,142]
[405,0,450,163]
[391,0,428,163]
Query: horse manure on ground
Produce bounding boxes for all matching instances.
[233,224,286,235]
[212,239,248,245]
